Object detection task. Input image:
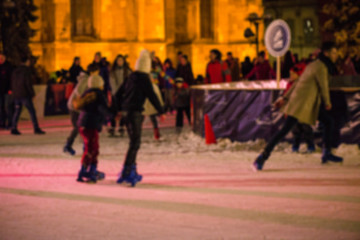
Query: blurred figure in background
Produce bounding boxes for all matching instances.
[241,56,253,80]
[108,54,131,137]
[163,58,176,113]
[11,56,45,135]
[0,52,13,129]
[225,52,240,81]
[143,73,164,140]
[245,51,275,80]
[281,50,295,79]
[174,77,191,134]
[69,57,84,85]
[176,55,194,86]
[205,49,232,84]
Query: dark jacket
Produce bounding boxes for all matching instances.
[174,87,190,108]
[11,65,35,99]
[241,60,253,79]
[0,61,13,95]
[176,63,194,86]
[121,71,163,114]
[69,65,84,84]
[78,88,109,131]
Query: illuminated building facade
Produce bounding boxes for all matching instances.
[30,0,264,78]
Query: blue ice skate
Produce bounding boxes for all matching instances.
[77,165,97,183]
[291,144,299,153]
[307,143,315,153]
[90,163,105,181]
[117,164,142,187]
[63,145,76,156]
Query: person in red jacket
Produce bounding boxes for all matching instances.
[245,51,275,80]
[205,49,232,84]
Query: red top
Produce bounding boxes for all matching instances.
[205,60,232,84]
[245,60,275,80]
[284,62,307,94]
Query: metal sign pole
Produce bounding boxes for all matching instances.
[265,19,291,89]
[276,56,281,88]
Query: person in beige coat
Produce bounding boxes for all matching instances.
[143,75,164,140]
[253,42,343,171]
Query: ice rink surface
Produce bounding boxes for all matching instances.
[0,115,359,240]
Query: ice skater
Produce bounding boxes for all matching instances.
[11,56,45,135]
[63,64,98,155]
[285,63,315,153]
[75,70,110,183]
[117,49,164,186]
[108,54,131,137]
[253,42,343,171]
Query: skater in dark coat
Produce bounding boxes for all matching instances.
[117,49,164,186]
[76,74,110,183]
[253,42,343,171]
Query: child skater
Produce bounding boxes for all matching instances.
[63,65,97,155]
[75,65,110,183]
[174,77,191,133]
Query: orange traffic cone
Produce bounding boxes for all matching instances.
[204,114,217,144]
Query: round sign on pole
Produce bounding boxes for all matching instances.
[265,19,291,57]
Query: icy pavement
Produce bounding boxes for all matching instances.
[0,115,360,240]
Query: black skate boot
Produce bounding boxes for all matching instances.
[34,128,46,134]
[321,149,343,164]
[252,151,270,171]
[63,144,76,156]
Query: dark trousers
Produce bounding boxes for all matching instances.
[150,114,158,129]
[164,88,174,112]
[79,128,99,166]
[0,94,13,128]
[0,94,5,126]
[292,123,314,147]
[264,106,334,155]
[176,106,191,127]
[124,111,144,166]
[12,98,39,130]
[66,111,80,146]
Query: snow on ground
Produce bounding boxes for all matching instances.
[0,115,360,240]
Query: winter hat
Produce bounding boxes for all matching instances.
[135,49,151,74]
[88,75,104,89]
[175,77,184,83]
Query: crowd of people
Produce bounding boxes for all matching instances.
[1,44,359,185]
